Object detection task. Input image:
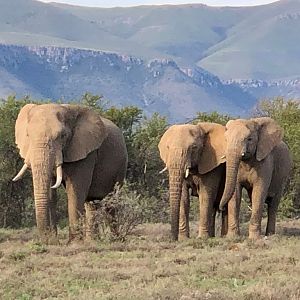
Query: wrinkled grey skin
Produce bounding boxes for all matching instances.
[219,117,292,239]
[158,123,227,241]
[14,103,128,242]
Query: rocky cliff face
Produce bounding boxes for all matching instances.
[0,44,257,121]
[225,79,300,100]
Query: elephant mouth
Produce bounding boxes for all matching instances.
[187,166,198,175]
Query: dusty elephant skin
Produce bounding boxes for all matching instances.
[13,103,128,243]
[158,122,227,241]
[219,117,292,239]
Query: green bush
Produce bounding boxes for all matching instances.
[0,96,35,228]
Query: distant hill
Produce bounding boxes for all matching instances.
[0,0,299,120]
[1,0,298,81]
[199,0,300,80]
[0,44,256,121]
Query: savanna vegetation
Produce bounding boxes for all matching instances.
[0,94,299,299]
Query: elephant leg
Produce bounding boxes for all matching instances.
[85,201,100,240]
[49,179,58,236]
[221,206,228,237]
[210,207,217,237]
[198,190,214,238]
[249,183,269,239]
[227,185,242,237]
[64,153,96,242]
[179,182,190,240]
[198,169,221,238]
[266,195,280,236]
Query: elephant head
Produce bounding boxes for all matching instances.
[158,122,226,240]
[13,103,107,236]
[219,117,283,210]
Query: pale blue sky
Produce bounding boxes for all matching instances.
[39,0,278,8]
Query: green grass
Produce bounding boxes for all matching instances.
[0,220,300,299]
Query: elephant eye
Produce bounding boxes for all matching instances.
[60,132,67,140]
[247,137,252,141]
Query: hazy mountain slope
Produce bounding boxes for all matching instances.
[226,79,300,100]
[0,67,42,98]
[0,44,256,121]
[53,3,254,65]
[0,0,161,58]
[0,0,298,118]
[198,0,300,80]
[1,0,299,81]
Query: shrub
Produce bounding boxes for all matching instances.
[92,184,145,242]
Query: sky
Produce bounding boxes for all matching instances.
[38,0,279,8]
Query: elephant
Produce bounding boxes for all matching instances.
[13,103,128,242]
[219,117,292,239]
[158,122,227,241]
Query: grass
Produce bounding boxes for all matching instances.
[0,219,299,300]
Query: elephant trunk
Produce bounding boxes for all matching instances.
[219,151,240,210]
[168,149,187,241]
[30,143,62,236]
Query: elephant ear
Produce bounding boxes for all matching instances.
[158,126,172,165]
[254,117,283,161]
[15,104,37,160]
[197,122,226,175]
[63,106,108,162]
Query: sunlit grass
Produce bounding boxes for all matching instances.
[0,220,299,299]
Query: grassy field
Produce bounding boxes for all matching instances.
[0,219,299,300]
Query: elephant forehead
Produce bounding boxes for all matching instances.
[226,127,252,141]
[31,104,66,114]
[227,120,252,132]
[169,124,200,136]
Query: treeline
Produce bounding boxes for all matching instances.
[0,94,299,228]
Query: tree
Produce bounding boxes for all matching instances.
[0,96,35,227]
[192,111,232,125]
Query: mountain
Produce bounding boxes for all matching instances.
[225,79,300,100]
[0,0,300,80]
[0,0,253,64]
[0,0,299,121]
[0,44,255,121]
[199,0,300,80]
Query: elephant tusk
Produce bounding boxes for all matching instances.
[221,155,226,159]
[51,165,63,189]
[12,164,28,182]
[185,168,190,178]
[159,166,168,174]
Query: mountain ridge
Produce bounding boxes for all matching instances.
[0,0,299,121]
[0,43,256,121]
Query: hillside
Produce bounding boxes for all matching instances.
[199,0,300,80]
[0,0,299,118]
[0,44,255,121]
[1,0,300,80]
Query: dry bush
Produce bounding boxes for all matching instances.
[92,184,145,241]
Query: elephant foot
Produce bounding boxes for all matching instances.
[265,228,276,236]
[197,232,209,239]
[68,230,85,245]
[67,236,84,246]
[178,232,190,241]
[37,229,59,245]
[226,229,240,239]
[249,231,262,240]
[45,236,60,246]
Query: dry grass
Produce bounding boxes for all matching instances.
[0,219,300,300]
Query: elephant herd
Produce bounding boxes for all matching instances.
[12,103,292,243]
